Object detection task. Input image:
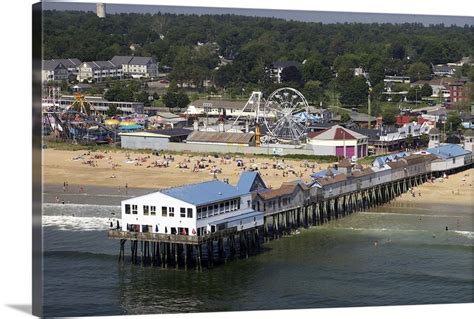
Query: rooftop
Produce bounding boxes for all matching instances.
[187,131,255,144]
[308,125,367,140]
[426,144,471,159]
[236,171,267,193]
[161,179,248,206]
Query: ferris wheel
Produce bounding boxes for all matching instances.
[262,87,310,143]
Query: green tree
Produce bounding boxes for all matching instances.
[162,91,177,109]
[446,113,462,132]
[368,62,385,87]
[302,81,327,106]
[104,84,134,102]
[419,133,429,146]
[339,76,369,107]
[336,68,354,90]
[406,87,418,102]
[340,112,350,123]
[406,62,431,82]
[301,56,332,84]
[176,92,190,109]
[390,42,406,60]
[280,66,302,84]
[406,134,414,148]
[420,83,433,97]
[381,107,399,125]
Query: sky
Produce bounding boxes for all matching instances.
[42,1,474,26]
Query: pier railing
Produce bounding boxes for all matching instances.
[108,226,239,244]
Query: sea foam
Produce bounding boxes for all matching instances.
[42,215,121,231]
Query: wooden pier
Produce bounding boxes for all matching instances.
[108,158,473,270]
[108,226,263,270]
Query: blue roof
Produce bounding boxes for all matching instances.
[311,168,339,179]
[236,171,258,192]
[373,151,409,167]
[161,180,248,206]
[426,144,471,159]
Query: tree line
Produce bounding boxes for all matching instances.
[43,10,474,110]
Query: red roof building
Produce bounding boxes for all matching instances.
[307,125,369,159]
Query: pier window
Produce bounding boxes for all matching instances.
[125,204,131,214]
[187,208,193,218]
[143,205,149,216]
[197,208,202,219]
[219,203,225,214]
[132,205,138,214]
[162,206,167,217]
[150,206,156,216]
[237,200,241,209]
[225,201,230,212]
[202,207,207,218]
[214,204,219,214]
[180,208,186,218]
[168,207,175,217]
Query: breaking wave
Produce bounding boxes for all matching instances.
[42,215,121,231]
[453,231,474,239]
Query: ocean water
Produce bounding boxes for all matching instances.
[42,202,474,317]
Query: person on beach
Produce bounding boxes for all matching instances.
[55,196,59,203]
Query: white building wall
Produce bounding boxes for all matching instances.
[430,156,465,172]
[121,193,197,235]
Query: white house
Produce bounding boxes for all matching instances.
[110,56,159,78]
[42,60,68,82]
[78,61,121,83]
[121,173,264,236]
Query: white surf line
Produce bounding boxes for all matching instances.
[453,231,474,239]
[358,212,468,218]
[325,226,429,233]
[42,215,121,231]
[43,203,120,209]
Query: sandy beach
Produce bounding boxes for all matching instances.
[43,149,473,207]
[393,168,474,207]
[43,149,323,189]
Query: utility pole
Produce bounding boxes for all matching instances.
[367,80,372,128]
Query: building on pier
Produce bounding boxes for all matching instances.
[427,144,473,172]
[253,180,309,215]
[120,173,264,237]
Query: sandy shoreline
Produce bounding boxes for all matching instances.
[392,168,474,207]
[43,149,325,190]
[43,147,474,208]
